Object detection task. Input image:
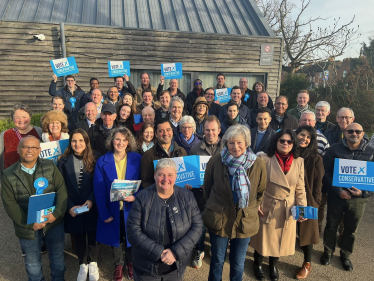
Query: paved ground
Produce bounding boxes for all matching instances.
[0,197,373,281]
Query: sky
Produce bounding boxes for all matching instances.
[292,0,374,59]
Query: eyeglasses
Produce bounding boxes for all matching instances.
[239,81,247,83]
[276,102,287,106]
[195,82,202,85]
[181,126,193,130]
[278,139,294,145]
[66,79,75,82]
[345,129,363,135]
[205,93,214,96]
[338,116,352,120]
[20,146,40,151]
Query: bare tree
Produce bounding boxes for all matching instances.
[255,0,359,73]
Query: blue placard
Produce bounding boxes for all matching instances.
[332,158,374,192]
[50,57,79,77]
[108,61,131,77]
[154,156,201,187]
[161,63,183,79]
[214,88,232,103]
[134,114,143,125]
[199,156,211,186]
[39,139,69,165]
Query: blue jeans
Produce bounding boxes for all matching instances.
[208,231,250,281]
[19,223,65,281]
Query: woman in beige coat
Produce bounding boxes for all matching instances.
[250,129,307,281]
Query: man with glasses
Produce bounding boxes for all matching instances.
[49,74,85,130]
[1,136,67,281]
[269,95,298,130]
[315,101,334,135]
[321,123,373,272]
[203,87,221,118]
[187,79,205,114]
[140,119,187,188]
[325,107,356,145]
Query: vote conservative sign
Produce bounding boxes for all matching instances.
[154,155,211,187]
[214,88,232,103]
[50,57,79,77]
[332,158,374,192]
[108,61,130,77]
[161,63,183,79]
[39,140,69,165]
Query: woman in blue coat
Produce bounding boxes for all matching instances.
[94,127,141,281]
[58,128,100,281]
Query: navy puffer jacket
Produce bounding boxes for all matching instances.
[126,184,202,277]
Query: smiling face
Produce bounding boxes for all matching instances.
[256,112,271,131]
[227,105,239,120]
[66,77,76,89]
[101,111,116,127]
[169,79,178,91]
[230,89,242,103]
[122,94,133,106]
[115,77,124,90]
[141,73,150,86]
[276,133,294,155]
[17,137,41,165]
[49,121,61,136]
[170,101,183,120]
[204,121,221,144]
[52,98,64,111]
[113,132,128,154]
[297,130,311,148]
[195,104,207,116]
[297,92,310,107]
[239,78,248,90]
[204,89,215,103]
[257,93,269,107]
[336,109,355,130]
[91,89,103,104]
[227,135,247,158]
[344,123,364,145]
[142,108,155,123]
[254,83,263,93]
[85,103,98,122]
[154,167,177,192]
[299,113,316,127]
[316,106,330,122]
[143,127,154,143]
[160,92,171,108]
[119,105,131,121]
[71,133,86,155]
[194,79,202,90]
[275,97,288,116]
[181,123,194,139]
[217,75,225,86]
[13,109,31,131]
[90,79,99,90]
[108,87,119,102]
[142,91,153,106]
[155,122,173,145]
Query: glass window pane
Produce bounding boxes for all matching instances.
[195,72,265,90]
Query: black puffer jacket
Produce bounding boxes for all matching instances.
[323,138,374,197]
[127,184,203,277]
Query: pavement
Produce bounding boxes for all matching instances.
[0,197,373,281]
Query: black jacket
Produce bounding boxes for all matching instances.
[155,107,169,121]
[186,88,205,114]
[248,106,274,128]
[218,102,251,126]
[127,185,202,277]
[324,124,343,145]
[323,138,374,197]
[58,153,99,234]
[250,127,276,154]
[242,89,274,111]
[75,119,90,133]
[316,120,334,135]
[220,116,249,137]
[119,81,136,97]
[88,119,119,155]
[269,112,299,131]
[208,102,221,118]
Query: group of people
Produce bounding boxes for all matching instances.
[0,72,373,281]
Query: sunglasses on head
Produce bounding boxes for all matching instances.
[195,82,202,85]
[345,129,363,135]
[278,139,294,145]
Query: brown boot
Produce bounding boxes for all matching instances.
[296,261,311,279]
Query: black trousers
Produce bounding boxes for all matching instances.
[133,268,183,281]
[72,230,99,265]
[112,210,132,266]
[324,194,367,259]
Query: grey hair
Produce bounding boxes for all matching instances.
[179,115,196,133]
[300,110,316,120]
[105,127,137,152]
[155,158,177,174]
[315,101,331,112]
[11,104,32,119]
[142,106,155,116]
[222,124,251,148]
[169,96,184,111]
[337,107,355,118]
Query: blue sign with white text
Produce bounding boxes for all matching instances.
[39,140,69,165]
[161,63,183,79]
[214,88,232,103]
[50,57,79,77]
[332,158,374,192]
[108,61,131,77]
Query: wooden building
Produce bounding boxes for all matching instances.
[0,0,282,119]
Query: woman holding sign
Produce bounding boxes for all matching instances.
[250,129,307,281]
[203,124,267,281]
[40,110,69,142]
[94,127,141,281]
[294,125,324,279]
[58,128,100,281]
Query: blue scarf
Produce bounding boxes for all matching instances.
[180,133,195,144]
[221,147,257,209]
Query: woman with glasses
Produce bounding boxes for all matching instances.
[294,126,324,279]
[250,129,307,281]
[174,116,202,155]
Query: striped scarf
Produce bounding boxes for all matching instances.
[221,147,257,209]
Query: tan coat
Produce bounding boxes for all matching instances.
[250,153,307,257]
[202,153,267,239]
[135,85,158,104]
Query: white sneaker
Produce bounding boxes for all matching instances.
[88,262,100,281]
[77,264,88,281]
[192,250,205,268]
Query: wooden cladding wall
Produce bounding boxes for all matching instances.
[0,21,282,119]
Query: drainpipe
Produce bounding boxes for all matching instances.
[60,22,67,84]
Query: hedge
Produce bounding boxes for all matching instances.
[0,113,44,133]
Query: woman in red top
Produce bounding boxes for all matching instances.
[0,104,42,172]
